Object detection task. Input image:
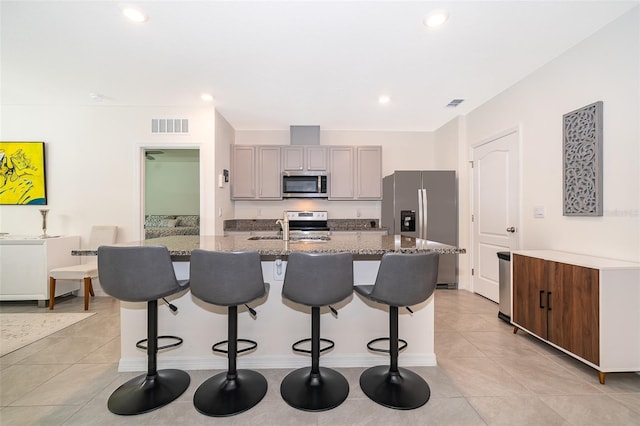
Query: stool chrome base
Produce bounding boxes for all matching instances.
[194,370,267,417]
[359,365,430,410]
[280,366,349,412]
[107,369,190,415]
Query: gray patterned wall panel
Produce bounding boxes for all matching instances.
[563,101,603,216]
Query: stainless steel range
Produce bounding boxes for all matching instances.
[287,211,330,240]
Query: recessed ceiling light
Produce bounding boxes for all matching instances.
[424,10,449,28]
[89,92,105,102]
[201,93,214,102]
[122,5,148,23]
[378,95,391,104]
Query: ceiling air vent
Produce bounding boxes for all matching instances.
[446,99,465,108]
[151,119,189,134]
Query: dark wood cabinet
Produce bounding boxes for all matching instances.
[513,254,599,365]
[513,254,548,339]
[547,261,599,365]
[511,250,640,384]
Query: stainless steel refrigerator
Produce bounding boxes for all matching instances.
[382,170,458,288]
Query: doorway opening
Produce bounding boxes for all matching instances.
[143,148,200,240]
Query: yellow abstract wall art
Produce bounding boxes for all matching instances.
[0,142,47,205]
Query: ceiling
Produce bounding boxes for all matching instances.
[1,1,636,131]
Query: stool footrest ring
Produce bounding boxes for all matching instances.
[366,337,408,354]
[136,335,183,351]
[292,337,335,355]
[212,338,258,354]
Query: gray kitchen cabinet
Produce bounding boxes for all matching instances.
[257,146,282,199]
[306,146,328,171]
[329,146,382,200]
[282,146,327,171]
[356,146,382,199]
[233,144,380,200]
[329,146,355,199]
[231,145,281,200]
[282,146,304,171]
[231,145,256,199]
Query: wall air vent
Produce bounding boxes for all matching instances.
[446,99,465,108]
[151,119,189,134]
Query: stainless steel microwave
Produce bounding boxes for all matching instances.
[282,173,328,198]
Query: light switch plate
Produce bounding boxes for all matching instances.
[534,206,545,218]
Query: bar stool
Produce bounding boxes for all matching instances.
[189,250,269,417]
[354,252,439,410]
[97,245,190,415]
[280,252,353,412]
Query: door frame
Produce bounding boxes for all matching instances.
[134,143,202,240]
[469,126,522,297]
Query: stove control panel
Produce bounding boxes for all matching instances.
[287,211,328,221]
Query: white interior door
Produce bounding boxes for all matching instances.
[472,129,520,302]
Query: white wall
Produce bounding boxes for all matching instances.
[459,8,639,272]
[0,105,217,244]
[145,152,199,215]
[233,129,437,220]
[433,115,471,286]
[214,111,235,234]
[433,116,461,171]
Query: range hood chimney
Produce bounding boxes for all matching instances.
[290,125,320,145]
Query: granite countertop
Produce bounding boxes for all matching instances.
[224,218,387,233]
[73,234,465,259]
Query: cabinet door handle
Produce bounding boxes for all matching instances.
[547,292,552,311]
[539,290,545,309]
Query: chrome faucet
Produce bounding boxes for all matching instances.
[275,211,290,241]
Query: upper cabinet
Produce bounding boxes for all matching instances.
[282,146,327,172]
[329,146,382,200]
[231,146,282,200]
[232,144,381,201]
[328,147,355,199]
[282,146,304,171]
[257,146,282,199]
[356,146,382,199]
[231,145,255,199]
[307,146,328,171]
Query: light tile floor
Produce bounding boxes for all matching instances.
[1,290,639,425]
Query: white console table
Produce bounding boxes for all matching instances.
[0,236,80,307]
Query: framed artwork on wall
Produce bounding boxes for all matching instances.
[0,141,48,205]
[562,101,603,216]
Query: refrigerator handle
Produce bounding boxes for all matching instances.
[417,189,423,239]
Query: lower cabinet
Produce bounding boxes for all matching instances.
[0,236,80,306]
[512,250,640,384]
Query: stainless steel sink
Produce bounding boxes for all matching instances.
[247,235,330,242]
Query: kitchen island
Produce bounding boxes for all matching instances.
[76,234,465,372]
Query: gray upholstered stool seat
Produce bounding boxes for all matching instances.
[97,245,190,415]
[189,250,269,417]
[354,252,439,410]
[280,252,353,412]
